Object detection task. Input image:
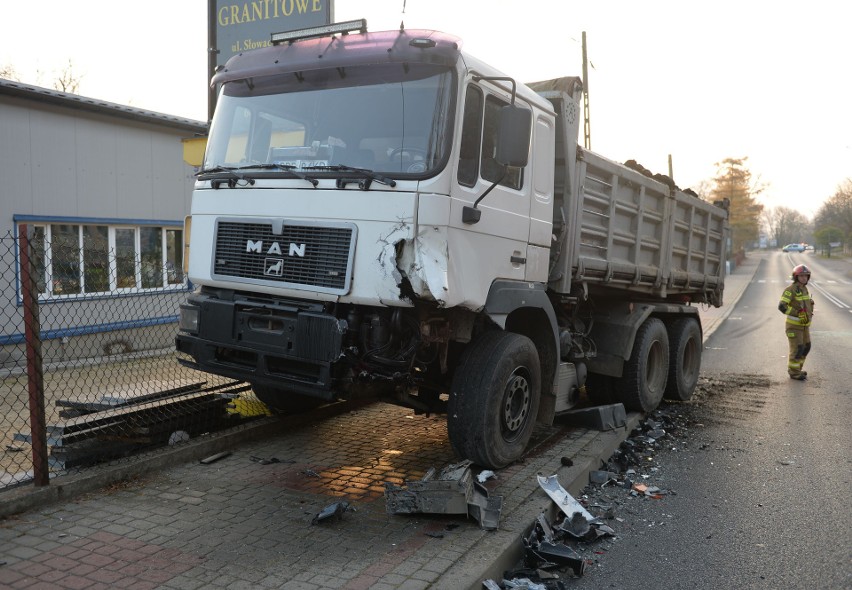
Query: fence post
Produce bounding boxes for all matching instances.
[19,224,49,486]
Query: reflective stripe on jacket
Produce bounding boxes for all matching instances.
[779,283,813,327]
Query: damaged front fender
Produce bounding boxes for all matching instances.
[376,221,458,307]
[395,229,450,306]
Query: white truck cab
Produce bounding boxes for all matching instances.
[177,20,728,469]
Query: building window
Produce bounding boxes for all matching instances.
[22,222,185,299]
[83,225,109,293]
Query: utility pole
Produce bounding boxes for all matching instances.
[582,31,591,150]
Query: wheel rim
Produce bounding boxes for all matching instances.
[502,368,531,441]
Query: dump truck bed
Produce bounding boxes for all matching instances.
[567,149,727,305]
[534,79,728,307]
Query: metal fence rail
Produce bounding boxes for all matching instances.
[1,227,264,491]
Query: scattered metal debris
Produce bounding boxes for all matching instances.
[537,474,594,522]
[250,455,294,465]
[525,513,587,575]
[199,451,231,465]
[486,474,619,587]
[311,501,354,525]
[14,381,248,469]
[168,430,190,445]
[477,470,496,483]
[384,460,503,530]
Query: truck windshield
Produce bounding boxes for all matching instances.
[204,63,454,179]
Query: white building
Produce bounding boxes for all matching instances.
[0,78,207,364]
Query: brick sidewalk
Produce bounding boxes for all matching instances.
[0,401,637,589]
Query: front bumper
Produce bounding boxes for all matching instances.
[175,292,346,400]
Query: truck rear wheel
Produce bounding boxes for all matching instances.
[447,331,541,470]
[664,318,702,401]
[252,384,326,414]
[617,318,669,412]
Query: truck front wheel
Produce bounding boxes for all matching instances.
[617,318,669,412]
[664,318,702,401]
[252,384,326,414]
[447,331,541,470]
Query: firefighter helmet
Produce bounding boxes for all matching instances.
[792,264,811,280]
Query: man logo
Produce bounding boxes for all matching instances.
[265,258,284,276]
[247,240,306,257]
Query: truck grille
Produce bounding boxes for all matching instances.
[213,220,355,294]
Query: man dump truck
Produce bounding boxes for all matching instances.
[176,20,728,469]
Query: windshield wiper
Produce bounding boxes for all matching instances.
[239,163,319,187]
[196,165,256,188]
[303,164,397,189]
[198,163,319,188]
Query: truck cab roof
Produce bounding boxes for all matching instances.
[212,28,464,86]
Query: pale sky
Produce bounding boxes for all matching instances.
[1,0,850,218]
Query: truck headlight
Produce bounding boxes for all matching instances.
[179,304,200,333]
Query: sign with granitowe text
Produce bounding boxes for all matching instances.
[213,0,332,68]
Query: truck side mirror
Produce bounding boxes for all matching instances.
[496,105,531,167]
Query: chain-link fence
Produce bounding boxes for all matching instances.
[1,227,267,491]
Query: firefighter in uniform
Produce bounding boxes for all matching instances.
[778,264,814,380]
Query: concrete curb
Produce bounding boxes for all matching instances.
[445,413,643,590]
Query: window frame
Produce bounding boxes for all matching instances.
[456,83,525,191]
[16,217,187,301]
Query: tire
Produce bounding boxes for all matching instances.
[447,331,541,470]
[252,384,326,414]
[664,318,702,401]
[615,318,669,412]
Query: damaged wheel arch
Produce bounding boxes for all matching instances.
[484,280,560,424]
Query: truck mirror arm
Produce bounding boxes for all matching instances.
[462,169,507,224]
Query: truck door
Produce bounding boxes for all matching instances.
[450,82,532,303]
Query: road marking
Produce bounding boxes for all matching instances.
[809,281,850,309]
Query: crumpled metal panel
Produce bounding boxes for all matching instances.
[384,460,502,530]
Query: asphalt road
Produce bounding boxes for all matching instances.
[563,251,852,589]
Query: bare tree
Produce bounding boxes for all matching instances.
[0,63,20,81]
[814,179,852,247]
[54,60,83,94]
[763,206,811,247]
[690,178,714,201]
